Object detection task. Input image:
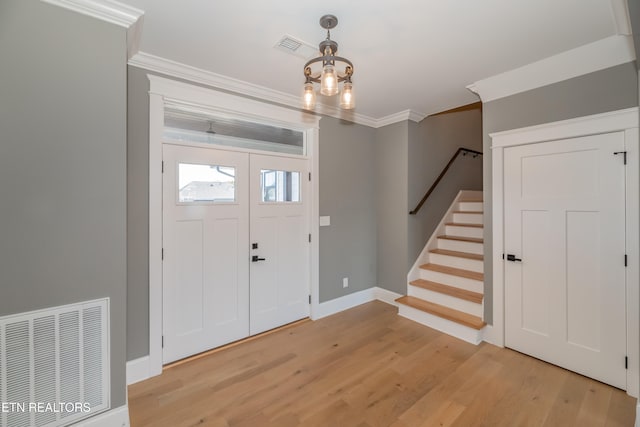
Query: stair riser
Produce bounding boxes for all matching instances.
[453,212,483,224]
[408,286,483,317]
[398,305,483,345]
[437,238,484,255]
[458,201,483,211]
[445,225,483,239]
[419,269,483,293]
[428,253,483,273]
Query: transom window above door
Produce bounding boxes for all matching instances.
[163,107,305,155]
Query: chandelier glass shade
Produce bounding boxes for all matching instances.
[302,15,355,110]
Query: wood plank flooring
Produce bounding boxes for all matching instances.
[128,301,636,427]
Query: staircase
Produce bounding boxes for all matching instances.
[397,190,486,344]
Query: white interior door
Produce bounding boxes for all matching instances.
[504,132,627,389]
[162,144,249,363]
[249,154,310,335]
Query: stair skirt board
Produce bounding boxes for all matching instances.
[428,252,483,272]
[398,304,484,345]
[409,286,483,317]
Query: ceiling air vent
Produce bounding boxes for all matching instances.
[274,35,317,60]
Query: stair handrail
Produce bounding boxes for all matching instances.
[409,147,483,215]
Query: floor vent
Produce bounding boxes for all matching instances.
[0,299,110,427]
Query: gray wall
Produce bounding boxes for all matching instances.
[127,67,151,359]
[127,66,379,359]
[407,109,483,264]
[375,122,409,294]
[482,62,639,323]
[318,118,377,302]
[0,0,127,409]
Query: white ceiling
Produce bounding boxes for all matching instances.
[120,0,625,120]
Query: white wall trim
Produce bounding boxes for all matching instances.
[490,107,640,148]
[467,35,636,103]
[313,288,376,320]
[126,356,150,386]
[373,287,403,307]
[376,110,426,128]
[610,0,632,35]
[635,403,640,427]
[312,287,401,320]
[73,405,129,427]
[490,107,640,397]
[41,0,144,58]
[130,52,424,128]
[481,325,497,346]
[41,0,143,27]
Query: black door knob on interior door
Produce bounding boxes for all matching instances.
[252,255,266,262]
[506,254,522,262]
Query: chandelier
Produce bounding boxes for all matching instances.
[302,14,355,110]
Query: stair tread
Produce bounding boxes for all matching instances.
[453,210,483,214]
[459,199,483,203]
[410,279,484,304]
[445,222,483,228]
[438,235,483,243]
[396,296,486,330]
[429,248,484,261]
[420,263,484,281]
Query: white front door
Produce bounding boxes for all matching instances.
[249,154,310,335]
[162,145,310,363]
[162,144,249,363]
[504,132,627,388]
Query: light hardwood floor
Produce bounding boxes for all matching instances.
[128,301,636,426]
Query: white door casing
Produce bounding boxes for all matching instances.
[504,132,626,389]
[490,107,639,397]
[147,75,321,379]
[162,144,250,363]
[249,154,310,335]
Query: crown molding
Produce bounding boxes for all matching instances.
[41,0,144,58]
[41,0,143,27]
[129,51,421,128]
[610,0,632,35]
[375,110,426,128]
[467,34,636,103]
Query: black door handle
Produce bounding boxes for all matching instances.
[506,254,522,262]
[252,255,266,262]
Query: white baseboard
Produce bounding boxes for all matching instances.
[314,288,376,319]
[313,286,403,320]
[636,403,639,427]
[373,287,403,307]
[73,405,129,427]
[481,324,501,346]
[126,356,151,385]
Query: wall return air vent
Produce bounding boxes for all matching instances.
[0,299,110,427]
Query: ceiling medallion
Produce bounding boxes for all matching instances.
[302,14,355,110]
